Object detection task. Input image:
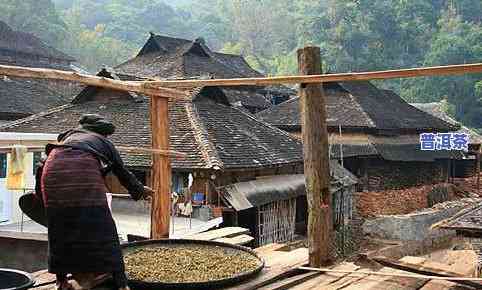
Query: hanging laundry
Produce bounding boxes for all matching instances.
[6,145,28,190]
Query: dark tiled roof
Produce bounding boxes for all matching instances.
[410,101,482,144]
[0,21,75,61]
[0,71,303,170]
[115,35,259,80]
[114,34,286,112]
[0,76,73,117]
[257,81,459,132]
[327,135,462,161]
[221,88,271,112]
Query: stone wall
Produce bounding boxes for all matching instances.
[362,198,480,241]
[0,233,48,272]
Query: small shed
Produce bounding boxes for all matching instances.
[219,161,358,250]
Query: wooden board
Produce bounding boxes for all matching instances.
[256,271,322,290]
[289,263,360,290]
[321,268,371,290]
[373,256,481,288]
[185,227,249,241]
[214,234,254,245]
[224,247,309,290]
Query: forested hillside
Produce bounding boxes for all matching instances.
[1,0,481,130]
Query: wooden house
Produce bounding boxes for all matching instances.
[219,161,357,251]
[257,81,463,191]
[0,21,82,124]
[0,69,305,211]
[411,101,481,179]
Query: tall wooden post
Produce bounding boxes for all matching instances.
[150,97,171,239]
[297,46,333,267]
[477,149,480,190]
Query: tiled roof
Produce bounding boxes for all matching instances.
[410,101,482,144]
[0,76,75,117]
[0,71,303,170]
[0,21,75,62]
[437,202,482,232]
[327,134,462,161]
[114,33,288,113]
[115,35,261,80]
[257,81,459,132]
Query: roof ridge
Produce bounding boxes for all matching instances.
[0,103,74,131]
[347,92,376,128]
[185,102,223,170]
[255,96,298,121]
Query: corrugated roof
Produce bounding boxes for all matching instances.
[220,161,357,211]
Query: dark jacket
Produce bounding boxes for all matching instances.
[44,129,145,200]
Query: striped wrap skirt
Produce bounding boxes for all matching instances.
[41,148,125,275]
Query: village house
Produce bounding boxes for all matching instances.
[0,20,82,124]
[0,69,303,199]
[0,30,361,247]
[0,68,359,247]
[411,100,481,180]
[113,33,294,113]
[219,160,358,249]
[257,81,463,191]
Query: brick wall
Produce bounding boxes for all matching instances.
[356,183,460,218]
[344,158,447,191]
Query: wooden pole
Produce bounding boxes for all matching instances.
[145,63,482,88]
[0,64,188,99]
[298,46,332,267]
[149,97,171,239]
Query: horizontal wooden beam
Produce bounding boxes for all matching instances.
[371,256,482,288]
[116,146,187,158]
[0,145,186,158]
[0,64,189,99]
[145,63,482,88]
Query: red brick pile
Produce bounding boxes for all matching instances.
[356,183,460,218]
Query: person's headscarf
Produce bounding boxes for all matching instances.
[78,114,116,136]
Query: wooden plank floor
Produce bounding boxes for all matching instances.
[32,244,477,290]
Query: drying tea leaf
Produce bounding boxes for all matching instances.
[124,244,261,283]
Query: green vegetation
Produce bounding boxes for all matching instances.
[1,0,481,129]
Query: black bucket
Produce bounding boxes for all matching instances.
[0,269,35,290]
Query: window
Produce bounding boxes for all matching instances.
[0,153,6,178]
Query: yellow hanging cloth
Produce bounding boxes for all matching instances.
[6,145,28,190]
